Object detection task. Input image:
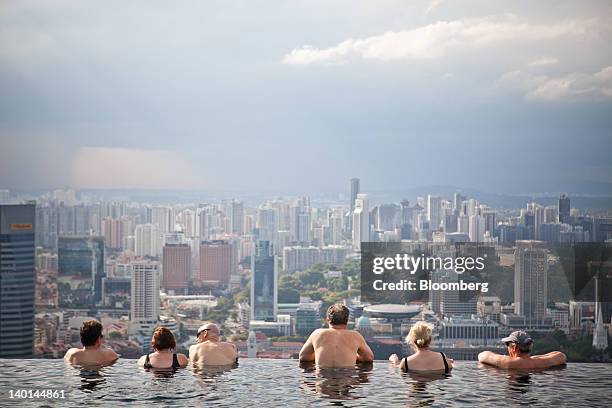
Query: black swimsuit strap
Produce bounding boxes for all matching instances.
[172,353,180,369]
[440,352,449,373]
[403,356,409,373]
[144,353,152,368]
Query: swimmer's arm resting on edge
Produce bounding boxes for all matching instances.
[299,330,317,362]
[356,333,374,363]
[478,351,508,368]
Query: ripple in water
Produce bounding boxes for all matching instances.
[0,359,610,407]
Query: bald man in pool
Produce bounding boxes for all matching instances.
[189,323,238,366]
[478,331,567,369]
[64,320,119,366]
[299,304,374,368]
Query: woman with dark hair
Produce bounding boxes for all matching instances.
[138,327,189,370]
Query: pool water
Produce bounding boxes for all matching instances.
[0,359,611,407]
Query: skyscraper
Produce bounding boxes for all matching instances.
[251,241,277,321]
[514,240,548,327]
[352,193,370,251]
[0,204,36,358]
[58,236,105,305]
[199,240,232,285]
[135,223,161,258]
[230,200,244,235]
[427,195,442,231]
[558,194,570,224]
[130,260,160,335]
[162,242,191,293]
[350,178,360,213]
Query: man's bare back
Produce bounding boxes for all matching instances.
[300,327,374,368]
[64,347,118,367]
[190,323,237,367]
[189,341,237,366]
[478,350,567,369]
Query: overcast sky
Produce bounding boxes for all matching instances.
[1,0,611,195]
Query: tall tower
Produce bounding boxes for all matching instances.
[130,260,160,336]
[230,200,244,235]
[350,178,360,213]
[558,194,570,224]
[352,193,370,251]
[514,241,548,327]
[58,236,105,305]
[162,242,191,293]
[0,204,36,358]
[199,240,232,286]
[427,195,441,231]
[250,241,277,321]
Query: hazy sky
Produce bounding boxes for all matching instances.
[1,0,611,194]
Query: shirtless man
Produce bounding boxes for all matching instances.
[478,331,567,369]
[299,304,374,368]
[189,323,238,366]
[64,320,119,366]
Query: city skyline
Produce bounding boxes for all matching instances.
[1,1,611,195]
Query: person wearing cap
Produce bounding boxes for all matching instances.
[189,323,238,367]
[478,330,567,369]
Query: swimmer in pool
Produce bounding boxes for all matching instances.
[478,331,567,369]
[299,304,374,368]
[138,327,188,370]
[389,321,453,373]
[189,323,238,367]
[64,320,119,367]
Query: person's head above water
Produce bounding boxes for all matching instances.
[151,327,176,351]
[326,304,349,327]
[196,323,220,342]
[406,322,432,350]
[502,330,533,355]
[80,320,103,348]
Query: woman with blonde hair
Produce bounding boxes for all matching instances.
[389,322,453,373]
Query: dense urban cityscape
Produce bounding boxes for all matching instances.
[0,180,610,362]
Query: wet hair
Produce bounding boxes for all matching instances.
[80,320,103,347]
[407,322,432,350]
[327,304,350,326]
[151,327,176,351]
[507,341,533,354]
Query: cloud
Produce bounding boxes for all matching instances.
[71,147,204,189]
[498,66,612,101]
[424,0,443,16]
[527,56,559,67]
[282,16,598,65]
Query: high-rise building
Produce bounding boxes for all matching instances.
[0,189,10,204]
[199,240,232,285]
[350,178,360,213]
[558,194,570,224]
[230,200,244,235]
[135,223,161,258]
[514,241,548,327]
[427,195,442,231]
[152,206,172,234]
[58,236,105,305]
[251,241,277,321]
[0,204,36,358]
[162,243,191,293]
[102,217,123,249]
[352,193,370,251]
[130,260,160,335]
[256,206,277,243]
[181,209,196,238]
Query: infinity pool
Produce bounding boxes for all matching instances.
[0,359,611,407]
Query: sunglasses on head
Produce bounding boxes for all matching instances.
[197,329,208,337]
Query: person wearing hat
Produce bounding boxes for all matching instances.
[478,330,567,369]
[189,323,238,367]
